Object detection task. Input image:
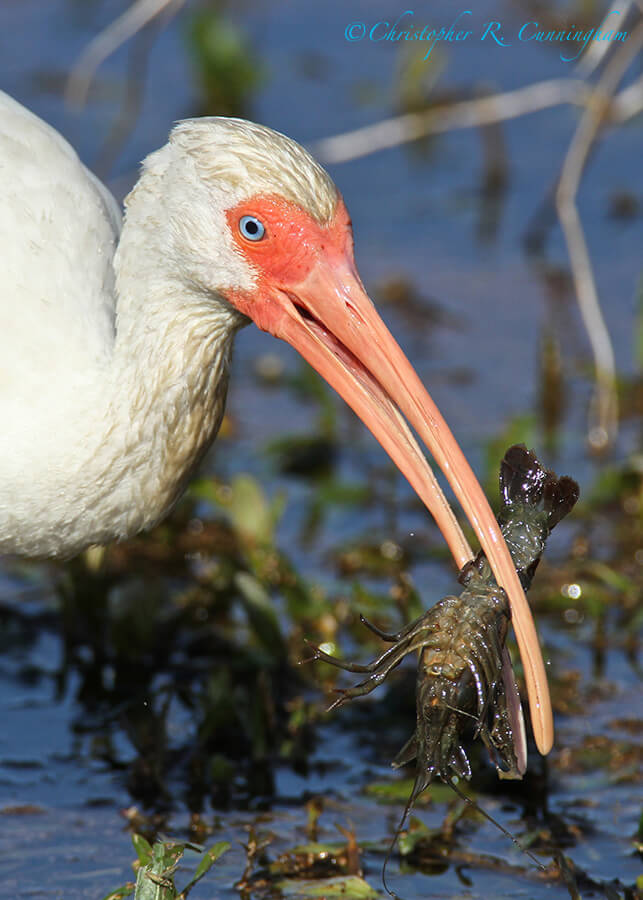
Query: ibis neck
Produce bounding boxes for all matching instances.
[0,138,250,560]
[84,221,246,551]
[8,230,244,560]
[111,288,238,521]
[79,140,252,554]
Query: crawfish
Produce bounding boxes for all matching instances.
[312,445,579,801]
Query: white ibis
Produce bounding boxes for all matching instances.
[0,90,553,755]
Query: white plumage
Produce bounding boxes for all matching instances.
[0,91,334,557]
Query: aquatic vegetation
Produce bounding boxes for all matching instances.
[188,10,263,116]
[102,836,230,900]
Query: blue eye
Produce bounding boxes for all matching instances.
[239,215,265,241]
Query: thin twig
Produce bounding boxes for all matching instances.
[313,79,592,164]
[612,71,643,121]
[65,0,186,109]
[314,67,642,166]
[556,17,643,450]
[93,19,158,180]
[575,0,635,77]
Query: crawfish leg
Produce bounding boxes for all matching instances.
[311,612,446,707]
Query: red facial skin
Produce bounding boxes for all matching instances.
[225,196,354,333]
[222,193,553,758]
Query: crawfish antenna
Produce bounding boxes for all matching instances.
[447,776,546,871]
[381,772,433,900]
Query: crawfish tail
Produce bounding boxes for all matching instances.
[500,444,580,532]
[496,444,579,588]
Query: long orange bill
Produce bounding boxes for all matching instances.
[272,253,553,755]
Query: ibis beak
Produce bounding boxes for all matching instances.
[271,252,553,756]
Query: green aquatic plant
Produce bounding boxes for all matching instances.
[188,10,263,115]
[102,835,230,900]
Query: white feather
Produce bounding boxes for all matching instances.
[0,91,338,558]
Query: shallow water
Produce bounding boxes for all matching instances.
[0,1,641,898]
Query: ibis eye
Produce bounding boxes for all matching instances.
[239,215,265,241]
